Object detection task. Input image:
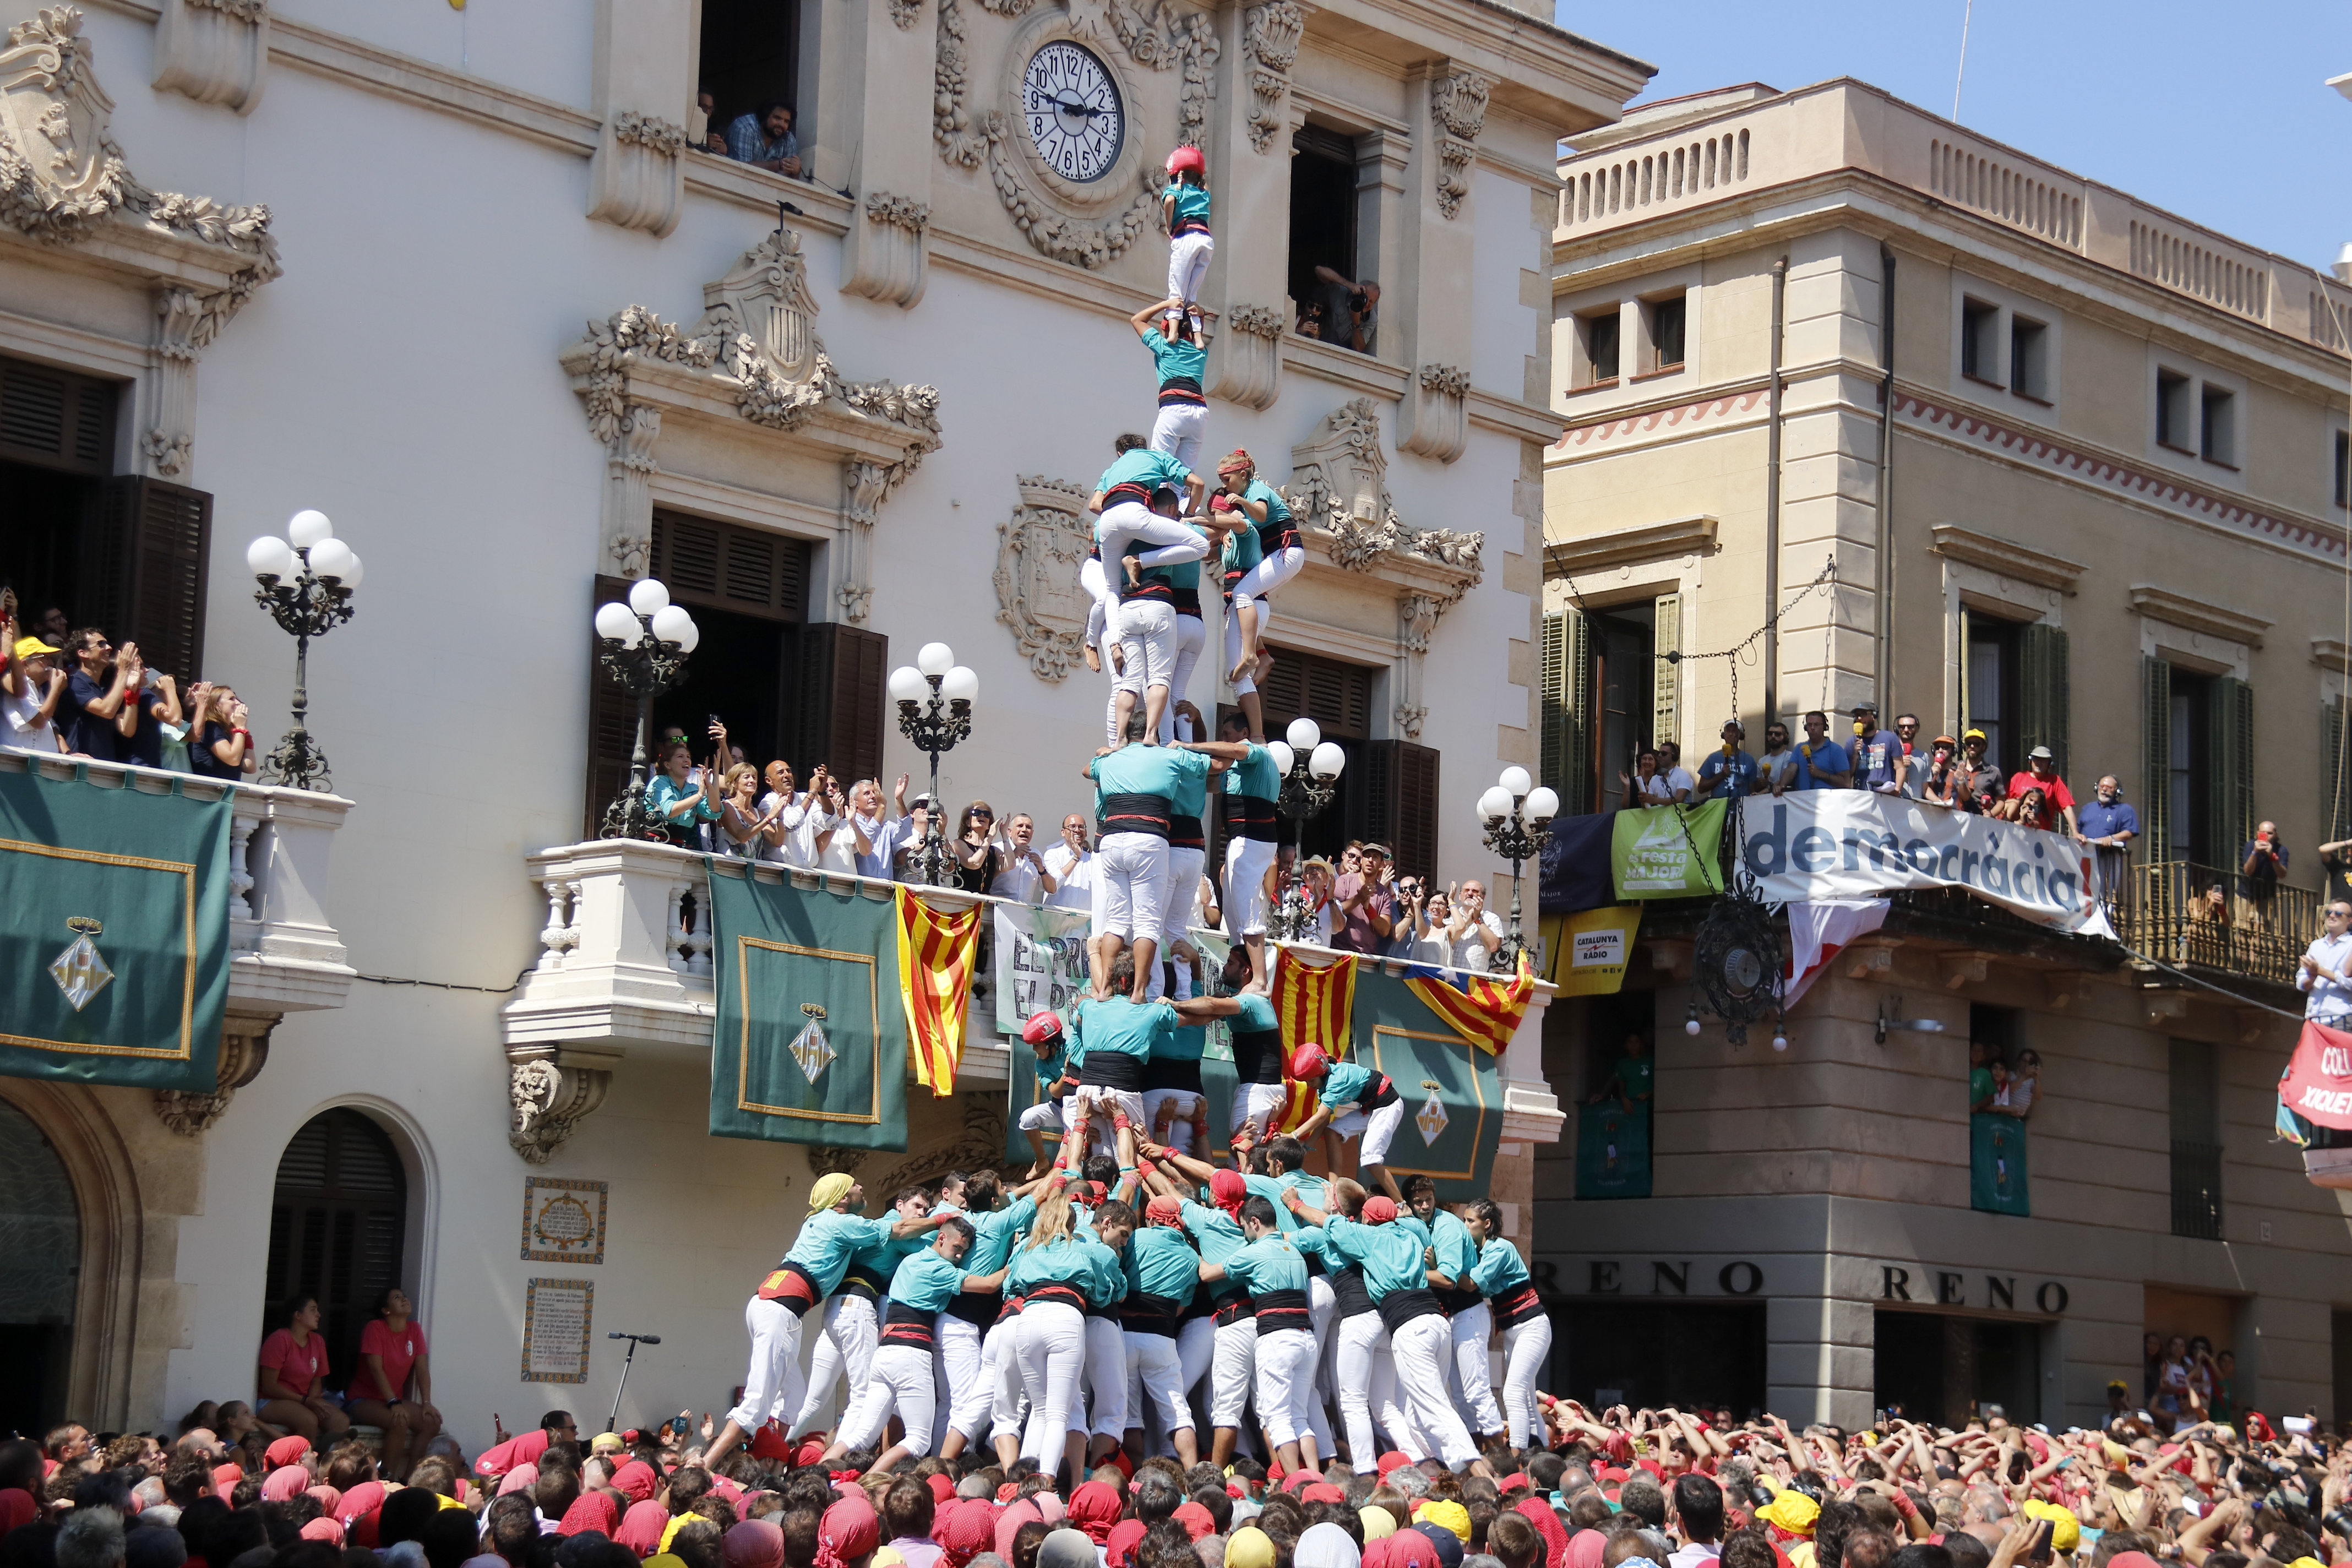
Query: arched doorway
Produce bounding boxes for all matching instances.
[0,1098,79,1433]
[265,1109,407,1392]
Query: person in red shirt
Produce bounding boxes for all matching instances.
[257,1294,351,1442]
[342,1287,440,1482]
[2005,747,2078,836]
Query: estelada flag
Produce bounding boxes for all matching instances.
[2279,1018,2352,1131]
[1400,958,1533,1055]
[895,886,984,1097]
[1273,946,1356,1063]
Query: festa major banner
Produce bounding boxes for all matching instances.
[0,766,231,1090]
[1735,792,2115,937]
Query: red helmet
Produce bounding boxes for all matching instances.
[1021,1009,1063,1046]
[1166,144,1206,178]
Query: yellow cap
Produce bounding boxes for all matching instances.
[1758,1494,1819,1534]
[1418,1501,1472,1542]
[12,635,59,660]
[2025,1500,2079,1553]
[809,1172,856,1213]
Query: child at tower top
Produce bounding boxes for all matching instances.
[1162,144,1212,337]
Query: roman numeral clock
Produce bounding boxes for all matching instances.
[983,2,1166,269]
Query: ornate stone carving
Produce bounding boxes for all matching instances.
[994,476,1098,681]
[844,191,932,309]
[152,0,268,112]
[608,533,651,578]
[1428,66,1492,220]
[837,458,900,623]
[860,1094,1012,1192]
[1205,302,1285,410]
[1397,361,1471,465]
[1242,1,1303,154]
[808,1146,869,1178]
[509,1055,613,1164]
[589,109,685,236]
[153,1017,273,1135]
[890,0,924,28]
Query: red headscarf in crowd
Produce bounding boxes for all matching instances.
[1106,1521,1148,1568]
[307,1485,343,1516]
[262,1468,309,1504]
[559,1493,620,1537]
[1169,1505,1214,1543]
[617,1501,671,1556]
[1387,1532,1440,1568]
[339,1482,387,1530]
[1145,1196,1185,1228]
[995,1499,1042,1561]
[723,1520,787,1568]
[474,1429,552,1478]
[1514,1501,1569,1568]
[940,1501,996,1568]
[815,1495,882,1568]
[1209,1168,1249,1218]
[925,1475,957,1509]
[1066,1483,1122,1546]
[499,1465,541,1499]
[611,1462,659,1505]
[264,1436,311,1470]
[1362,1197,1399,1224]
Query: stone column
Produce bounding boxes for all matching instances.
[1201,0,1303,409]
[587,0,692,236]
[1395,64,1486,464]
[152,0,269,113]
[839,0,939,308]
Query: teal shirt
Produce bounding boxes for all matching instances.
[1159,1021,1206,1063]
[1244,480,1291,530]
[1430,1210,1477,1283]
[1090,744,1210,815]
[1080,1237,1128,1309]
[1319,1215,1427,1300]
[1142,329,1208,389]
[1075,996,1175,1063]
[1126,1227,1201,1307]
[1244,1171,1325,1234]
[1223,518,1263,576]
[889,1246,973,1313]
[1170,750,1211,819]
[1291,1224,1333,1267]
[961,1195,1038,1276]
[1178,1199,1248,1273]
[1467,1237,1530,1297]
[1164,180,1211,225]
[848,1224,930,1283]
[1006,1234,1097,1294]
[1032,1046,1068,1097]
[1232,993,1277,1032]
[1320,1060,1380,1109]
[646,772,722,826]
[1392,1213,1433,1252]
[1221,1233,1308,1296]
[1097,448,1191,502]
[1226,742,1281,804]
[781,1211,889,1295]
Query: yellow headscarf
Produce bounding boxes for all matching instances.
[809,1173,856,1213]
[2024,1501,2079,1554]
[1757,1494,1819,1536]
[1360,1508,1397,1542]
[1227,1528,1277,1568]
[1417,1502,1472,1543]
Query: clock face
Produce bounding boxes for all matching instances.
[1022,41,1124,184]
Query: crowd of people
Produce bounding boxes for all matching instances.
[0,600,256,776]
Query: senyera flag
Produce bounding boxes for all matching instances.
[895,885,984,1097]
[2280,1019,2352,1131]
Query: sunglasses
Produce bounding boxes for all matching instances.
[970,809,994,819]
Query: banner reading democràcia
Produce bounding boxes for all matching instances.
[0,765,232,1090]
[1737,792,2115,937]
[706,868,908,1151]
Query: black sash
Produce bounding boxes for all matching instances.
[879,1299,937,1349]
[1330,1265,1375,1320]
[1169,814,1205,848]
[755,1261,824,1317]
[1230,1027,1283,1087]
[1377,1288,1444,1336]
[1439,1285,1483,1318]
[1098,792,1173,839]
[1254,1288,1311,1336]
[1104,482,1152,507]
[1079,1051,1144,1091]
[1493,1283,1544,1329]
[1024,1282,1087,1313]
[1120,574,1174,605]
[839,1269,884,1302]
[1364,1076,1400,1111]
[1172,588,1202,619]
[1158,379,1206,407]
[1120,1293,1183,1338]
[1224,794,1279,842]
[1142,1055,1204,1092]
[1212,1293,1254,1327]
[1171,216,1211,237]
[1258,516,1299,553]
[946,1291,1001,1330]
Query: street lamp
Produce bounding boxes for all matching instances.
[1476,765,1558,972]
[592,578,699,840]
[1265,716,1346,943]
[891,641,976,886]
[246,509,361,792]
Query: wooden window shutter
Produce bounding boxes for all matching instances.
[0,357,115,475]
[1541,610,1593,814]
[1957,605,1972,735]
[2018,622,2070,778]
[87,477,211,681]
[1651,592,1681,752]
[649,509,808,622]
[2207,676,2253,867]
[1347,739,1439,882]
[1348,739,1393,849]
[2326,695,2350,846]
[2142,655,2171,863]
[584,574,641,839]
[794,623,889,782]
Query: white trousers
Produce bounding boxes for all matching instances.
[987,1315,1027,1435]
[725,1294,809,1433]
[1208,1314,1257,1428]
[1231,1080,1285,1141]
[1012,1300,1087,1465]
[1447,1303,1506,1438]
[1223,580,1273,699]
[1305,1275,1338,1457]
[1333,1311,1413,1471]
[1095,831,1170,945]
[1017,1098,1068,1134]
[1223,835,1275,937]
[791,1292,876,1436]
[1080,556,1114,650]
[836,1341,935,1455]
[1084,1314,1127,1439]
[1157,615,1205,741]
[1389,1311,1479,1467]
[1168,230,1213,307]
[1150,402,1207,473]
[1124,1331,1194,1436]
[939,1313,993,1442]
[1097,500,1209,570]
[1253,1326,1317,1447]
[1175,1315,1217,1403]
[1499,1314,1554,1450]
[1158,843,1203,951]
[1114,600,1178,695]
[1333,1098,1407,1167]
[1233,542,1304,603]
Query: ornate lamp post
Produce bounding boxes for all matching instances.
[1475,766,1558,972]
[889,641,977,886]
[1265,716,1347,943]
[244,510,361,792]
[592,579,700,840]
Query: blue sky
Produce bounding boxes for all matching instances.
[1558,0,2351,275]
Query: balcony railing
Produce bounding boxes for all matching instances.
[2115,860,2320,986]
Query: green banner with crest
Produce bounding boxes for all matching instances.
[0,765,231,1090]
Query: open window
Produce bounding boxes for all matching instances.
[2009,315,2049,400]
[1288,123,1376,355]
[2156,369,2193,451]
[1961,297,2000,384]
[1573,308,1621,388]
[697,0,802,167]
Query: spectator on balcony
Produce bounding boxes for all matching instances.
[1044,814,1097,912]
[1954,729,2002,813]
[61,630,138,762]
[1694,722,1758,800]
[1658,742,1697,803]
[1588,1031,1652,1116]
[2076,778,2140,899]
[182,684,255,780]
[2004,748,2077,835]
[1891,714,1925,798]
[2002,1049,2041,1120]
[844,777,899,879]
[3,633,67,754]
[2321,835,2352,905]
[946,802,1006,894]
[717,764,779,861]
[1917,736,1964,808]
[1781,712,1851,793]
[257,1295,350,1444]
[344,1287,440,1483]
[123,669,184,771]
[1621,749,1675,807]
[647,740,723,847]
[2192,881,2231,927]
[757,761,808,866]
[2240,822,2289,928]
[725,100,802,177]
[2297,900,2352,1022]
[1852,705,1902,795]
[1331,842,1397,954]
[888,790,937,880]
[810,772,868,874]
[991,813,1059,904]
[1447,880,1506,971]
[1756,721,1795,793]
[1310,266,1379,355]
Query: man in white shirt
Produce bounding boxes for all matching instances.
[2299,901,2352,1022]
[1450,880,1507,971]
[990,813,1058,904]
[1042,813,1096,912]
[1658,742,1697,805]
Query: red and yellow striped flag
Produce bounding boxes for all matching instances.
[1401,956,1534,1055]
[1273,947,1356,1065]
[894,886,984,1097]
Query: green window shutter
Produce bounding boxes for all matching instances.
[2325,696,2350,845]
[1957,605,1972,734]
[2142,656,2171,863]
[1653,592,1683,756]
[2208,677,2253,865]
[2018,622,2070,778]
[1541,608,1592,814]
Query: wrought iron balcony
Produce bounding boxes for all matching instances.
[2114,859,2321,988]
